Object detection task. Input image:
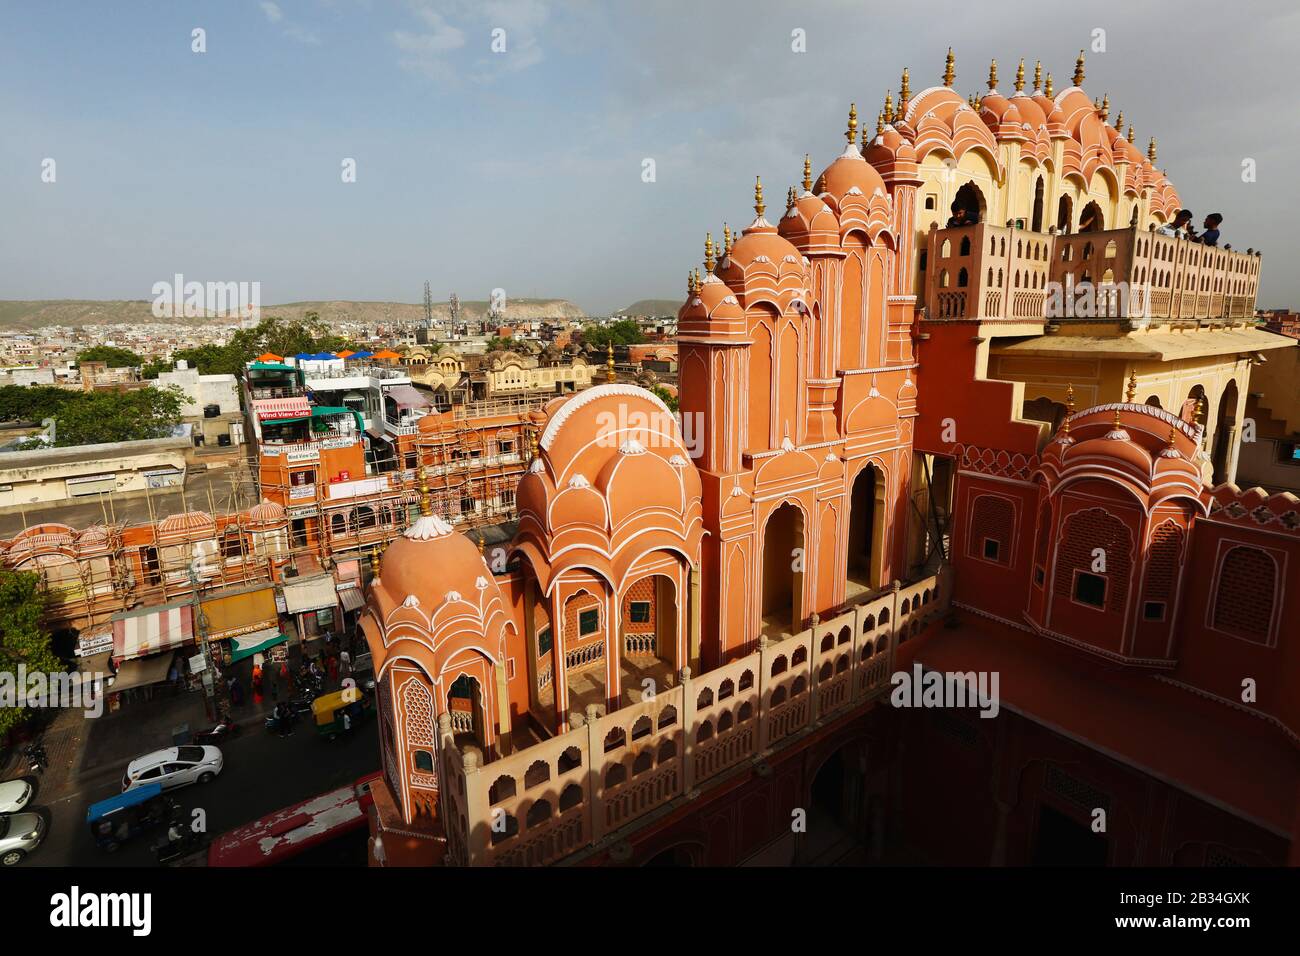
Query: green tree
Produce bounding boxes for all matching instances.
[12,386,185,448]
[581,319,645,347]
[77,345,144,368]
[0,385,76,422]
[140,358,172,380]
[650,384,679,413]
[0,569,60,736]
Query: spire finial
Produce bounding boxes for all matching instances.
[1014,58,1025,93]
[753,175,765,218]
[417,465,432,518]
[1127,124,1135,143]
[943,47,955,87]
[1100,93,1110,121]
[1066,382,1075,413]
[1033,60,1042,91]
[369,546,380,582]
[606,341,615,383]
[1044,72,1054,97]
[723,222,733,254]
[704,232,715,272]
[1112,407,1123,429]
[884,89,894,124]
[1073,50,1085,87]
[876,109,885,137]
[987,58,998,91]
[477,530,485,556]
[1148,136,1157,162]
[802,154,812,193]
[1114,109,1124,131]
[687,270,695,295]
[899,66,911,107]
[1167,424,1178,448]
[1126,370,1137,403]
[845,102,858,144]
[786,185,796,213]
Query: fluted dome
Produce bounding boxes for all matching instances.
[815,148,887,207]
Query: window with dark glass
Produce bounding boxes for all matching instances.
[629,601,651,624]
[1074,572,1107,608]
[579,608,599,636]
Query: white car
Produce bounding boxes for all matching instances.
[0,779,33,814]
[0,812,44,866]
[122,745,223,793]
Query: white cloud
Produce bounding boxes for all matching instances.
[260,1,283,24]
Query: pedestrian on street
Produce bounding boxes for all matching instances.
[340,648,351,677]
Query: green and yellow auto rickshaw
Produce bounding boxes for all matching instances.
[311,686,371,740]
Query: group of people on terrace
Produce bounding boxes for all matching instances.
[1156,209,1223,247]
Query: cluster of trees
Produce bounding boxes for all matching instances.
[162,314,356,377]
[485,336,531,353]
[3,385,184,448]
[75,345,144,368]
[580,319,645,347]
[0,570,58,737]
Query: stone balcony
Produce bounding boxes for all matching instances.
[923,223,1261,326]
[435,566,952,866]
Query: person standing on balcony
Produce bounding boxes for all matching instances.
[1198,213,1222,247]
[1157,209,1195,239]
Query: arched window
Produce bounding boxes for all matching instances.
[1212,546,1278,644]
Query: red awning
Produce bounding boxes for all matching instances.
[112,604,195,662]
[255,396,311,421]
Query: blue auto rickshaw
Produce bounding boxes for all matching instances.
[87,783,175,852]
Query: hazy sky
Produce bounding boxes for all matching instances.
[2,0,1296,315]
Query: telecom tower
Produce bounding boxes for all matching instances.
[423,281,434,329]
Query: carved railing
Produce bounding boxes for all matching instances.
[439,566,953,866]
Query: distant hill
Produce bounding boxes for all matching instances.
[616,299,681,317]
[0,298,587,330]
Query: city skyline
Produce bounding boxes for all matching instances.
[2,0,1297,315]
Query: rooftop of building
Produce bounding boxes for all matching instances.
[991,326,1295,361]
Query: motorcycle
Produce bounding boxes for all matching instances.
[192,715,240,745]
[22,743,47,774]
[152,827,205,865]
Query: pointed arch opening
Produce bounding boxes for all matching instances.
[761,503,805,638]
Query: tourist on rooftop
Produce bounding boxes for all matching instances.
[1157,209,1194,239]
[1198,213,1223,247]
[946,201,972,228]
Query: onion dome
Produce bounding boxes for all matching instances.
[977,59,1026,140]
[679,234,745,338]
[377,499,501,618]
[248,499,287,527]
[157,510,216,539]
[779,153,842,253]
[719,177,805,278]
[814,103,887,210]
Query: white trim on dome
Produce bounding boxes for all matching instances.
[538,383,674,452]
[404,514,453,540]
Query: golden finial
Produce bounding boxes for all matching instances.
[785,186,796,213]
[687,270,695,295]
[1127,124,1135,143]
[802,154,812,193]
[1113,407,1123,429]
[1126,370,1137,402]
[1033,60,1042,91]
[753,175,765,218]
[693,267,702,291]
[884,89,894,124]
[369,546,380,581]
[1196,396,1205,423]
[1044,72,1054,97]
[1073,50,1085,87]
[845,103,858,144]
[723,222,733,254]
[1014,58,1025,93]
[899,66,911,107]
[943,47,955,87]
[1148,137,1157,162]
[876,110,885,137]
[1114,109,1123,131]
[704,232,715,272]
[987,59,998,91]
[1100,93,1110,121]
[1065,382,1076,413]
[606,341,616,383]
[1167,424,1177,448]
[478,530,485,556]
[417,466,432,517]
